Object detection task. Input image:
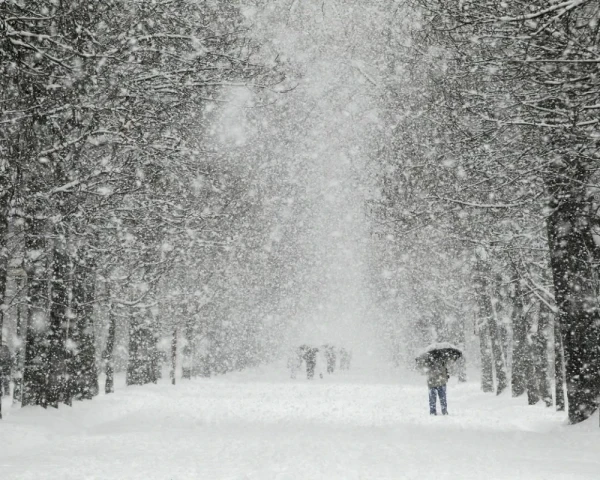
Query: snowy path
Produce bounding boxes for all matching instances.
[1,366,599,480]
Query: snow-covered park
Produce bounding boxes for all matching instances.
[3,2,600,479]
[2,363,599,480]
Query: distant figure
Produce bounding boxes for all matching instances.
[426,359,449,415]
[315,348,327,379]
[0,344,11,396]
[324,344,336,374]
[339,348,352,370]
[301,345,319,379]
[287,347,303,379]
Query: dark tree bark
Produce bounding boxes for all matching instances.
[535,303,553,407]
[0,92,13,420]
[474,261,494,393]
[184,315,196,378]
[474,259,507,394]
[524,305,540,405]
[478,321,494,393]
[13,276,24,403]
[127,311,158,386]
[80,262,99,398]
[525,308,542,405]
[22,215,49,408]
[70,259,99,400]
[457,356,467,383]
[46,238,69,408]
[458,320,467,383]
[103,288,117,394]
[511,280,528,397]
[171,328,177,385]
[0,200,8,419]
[127,314,144,385]
[488,301,508,395]
[546,160,600,424]
[526,348,540,405]
[554,314,565,411]
[149,318,161,384]
[493,274,511,369]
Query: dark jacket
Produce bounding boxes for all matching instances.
[426,362,448,388]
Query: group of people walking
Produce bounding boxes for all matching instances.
[287,340,456,416]
[287,344,352,379]
[2,336,457,417]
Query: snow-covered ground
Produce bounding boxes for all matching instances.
[1,364,599,480]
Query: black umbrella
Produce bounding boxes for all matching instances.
[415,342,463,369]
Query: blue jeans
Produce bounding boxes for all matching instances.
[429,385,447,415]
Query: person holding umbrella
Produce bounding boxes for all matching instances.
[416,343,462,416]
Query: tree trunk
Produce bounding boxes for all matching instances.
[526,356,540,405]
[546,161,600,424]
[0,205,8,419]
[478,321,494,393]
[46,239,69,408]
[127,313,143,385]
[474,259,507,394]
[81,270,99,398]
[511,280,528,397]
[103,286,116,394]
[526,303,553,407]
[0,118,15,419]
[70,259,99,400]
[488,299,508,395]
[458,320,467,382]
[127,312,157,386]
[171,328,177,385]
[493,274,511,373]
[457,356,467,383]
[554,314,565,411]
[13,276,24,403]
[535,303,553,407]
[149,317,160,384]
[474,259,494,393]
[525,305,540,405]
[22,215,49,408]
[184,322,194,378]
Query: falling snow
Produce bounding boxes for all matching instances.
[1,1,600,478]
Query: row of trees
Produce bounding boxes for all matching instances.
[0,0,287,419]
[369,0,599,424]
[2,0,598,430]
